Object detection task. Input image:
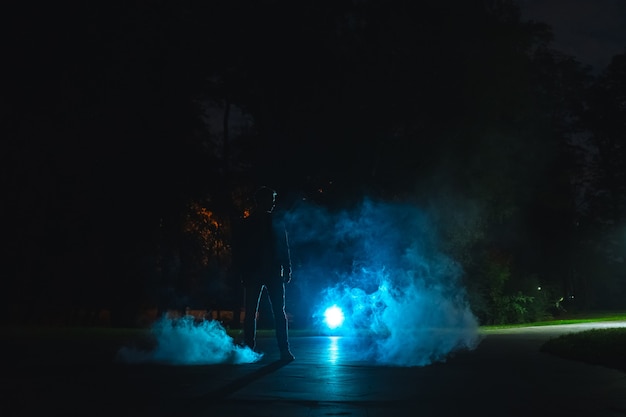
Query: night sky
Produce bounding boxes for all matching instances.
[3,0,625,326]
[519,0,626,71]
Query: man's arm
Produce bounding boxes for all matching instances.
[282,228,292,283]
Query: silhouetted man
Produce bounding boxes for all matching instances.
[237,186,294,361]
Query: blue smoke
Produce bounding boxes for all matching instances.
[115,316,262,365]
[280,198,480,367]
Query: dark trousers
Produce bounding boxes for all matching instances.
[243,280,290,353]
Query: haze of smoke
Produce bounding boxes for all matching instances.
[116,316,262,365]
[280,198,481,367]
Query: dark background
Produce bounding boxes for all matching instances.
[3,0,625,327]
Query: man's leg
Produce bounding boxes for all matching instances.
[266,281,294,360]
[243,284,262,350]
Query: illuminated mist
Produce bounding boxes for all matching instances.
[280,198,481,367]
[116,316,262,365]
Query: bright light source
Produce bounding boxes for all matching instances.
[324,305,345,329]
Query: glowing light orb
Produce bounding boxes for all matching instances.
[324,305,345,329]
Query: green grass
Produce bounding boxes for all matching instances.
[540,328,626,373]
[480,311,626,331]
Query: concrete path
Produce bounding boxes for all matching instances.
[3,322,626,417]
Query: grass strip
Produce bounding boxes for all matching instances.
[540,328,626,373]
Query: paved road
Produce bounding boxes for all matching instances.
[3,322,626,417]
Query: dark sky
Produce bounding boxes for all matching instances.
[518,0,626,72]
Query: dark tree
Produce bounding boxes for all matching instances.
[3,0,612,325]
[577,52,626,309]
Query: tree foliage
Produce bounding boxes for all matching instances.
[4,1,625,325]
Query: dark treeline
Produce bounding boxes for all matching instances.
[3,0,625,326]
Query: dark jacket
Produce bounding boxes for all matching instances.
[235,210,291,284]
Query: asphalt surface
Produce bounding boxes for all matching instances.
[3,322,626,417]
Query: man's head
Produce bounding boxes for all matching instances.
[254,186,277,213]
